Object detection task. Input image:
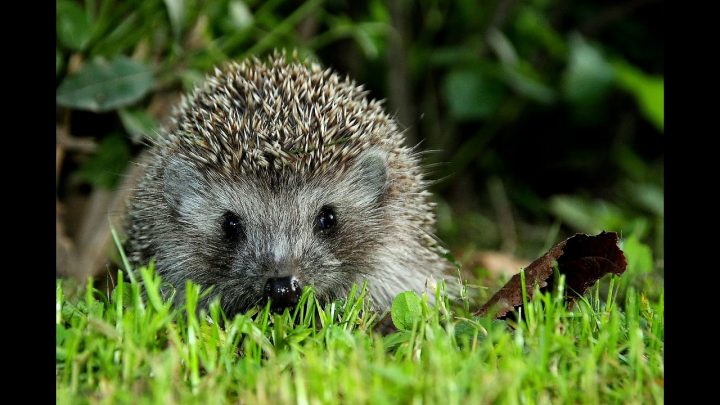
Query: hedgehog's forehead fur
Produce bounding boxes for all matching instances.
[161,54,406,179]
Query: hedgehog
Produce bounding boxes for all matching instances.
[125,53,452,316]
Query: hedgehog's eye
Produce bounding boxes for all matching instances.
[315,205,337,233]
[221,212,244,241]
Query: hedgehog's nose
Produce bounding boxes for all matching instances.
[263,276,302,312]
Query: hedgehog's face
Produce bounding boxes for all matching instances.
[160,150,390,316]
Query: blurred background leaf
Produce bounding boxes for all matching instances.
[57,0,93,51]
[163,0,187,40]
[443,67,505,121]
[118,108,159,142]
[613,59,664,132]
[56,57,154,112]
[562,34,614,104]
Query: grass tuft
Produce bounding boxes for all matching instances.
[56,262,663,403]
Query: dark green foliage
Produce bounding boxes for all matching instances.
[443,67,506,120]
[76,133,131,189]
[56,1,663,262]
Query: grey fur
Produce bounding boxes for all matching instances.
[125,53,452,316]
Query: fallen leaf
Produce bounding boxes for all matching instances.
[476,231,627,319]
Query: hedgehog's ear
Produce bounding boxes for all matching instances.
[163,156,208,214]
[348,150,389,203]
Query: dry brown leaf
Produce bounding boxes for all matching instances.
[475,231,627,319]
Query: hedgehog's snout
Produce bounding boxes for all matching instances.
[264,276,302,312]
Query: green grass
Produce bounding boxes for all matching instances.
[56,261,663,404]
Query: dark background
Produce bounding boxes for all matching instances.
[55,0,663,298]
